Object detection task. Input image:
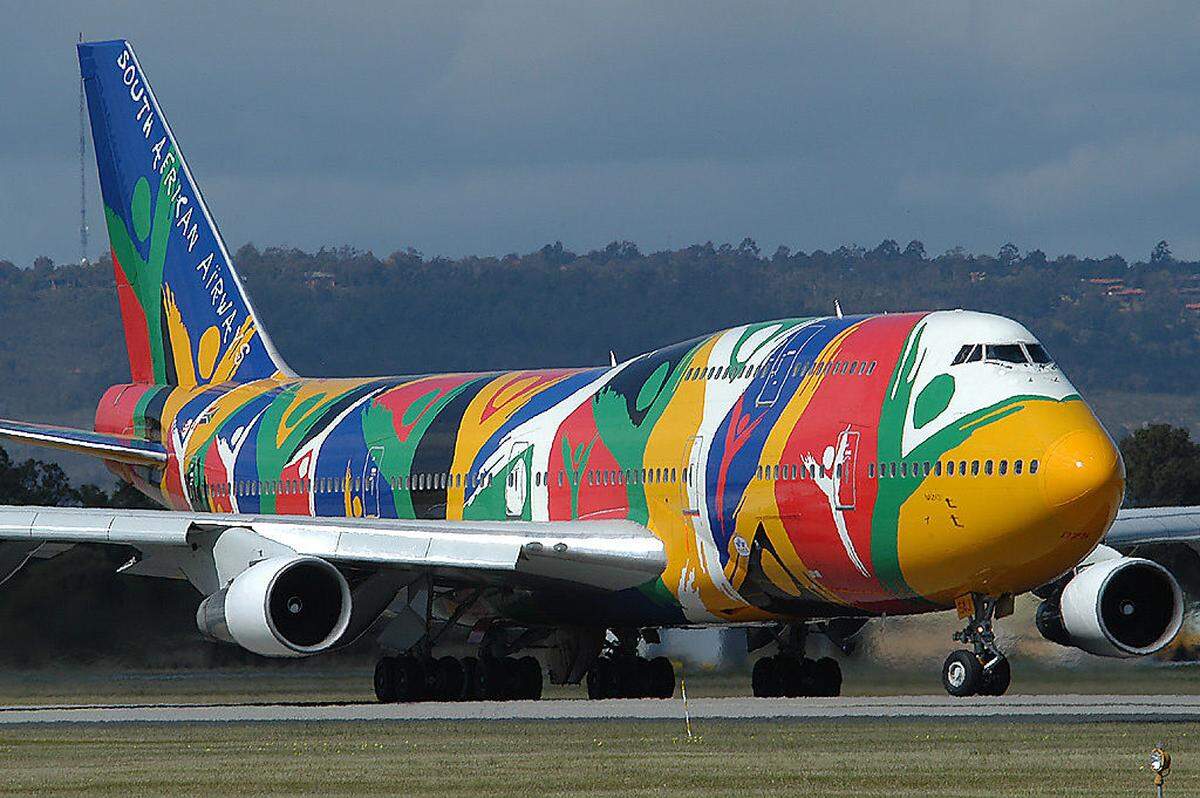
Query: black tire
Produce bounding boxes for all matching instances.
[517,656,543,700]
[373,656,399,703]
[942,650,983,697]
[396,656,426,702]
[813,657,842,697]
[979,656,1011,697]
[751,656,778,698]
[586,657,610,700]
[779,656,813,698]
[648,656,675,699]
[478,657,507,700]
[459,656,480,701]
[434,656,465,702]
[626,656,653,698]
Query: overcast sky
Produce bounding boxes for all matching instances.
[4,1,1200,266]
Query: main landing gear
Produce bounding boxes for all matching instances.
[585,629,676,699]
[941,593,1011,697]
[372,581,545,703]
[750,624,843,698]
[374,653,543,703]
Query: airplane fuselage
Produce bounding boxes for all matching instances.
[96,309,1123,626]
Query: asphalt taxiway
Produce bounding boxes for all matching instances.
[0,695,1196,723]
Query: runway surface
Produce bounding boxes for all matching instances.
[0,695,1197,723]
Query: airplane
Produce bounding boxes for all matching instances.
[0,38,1194,703]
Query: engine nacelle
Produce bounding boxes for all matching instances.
[1036,556,1183,658]
[196,556,352,657]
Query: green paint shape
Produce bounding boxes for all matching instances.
[913,374,955,429]
[131,177,151,242]
[635,363,670,414]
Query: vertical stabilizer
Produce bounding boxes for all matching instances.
[78,39,293,386]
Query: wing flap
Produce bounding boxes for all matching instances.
[0,419,166,467]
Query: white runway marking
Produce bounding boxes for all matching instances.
[0,695,1197,723]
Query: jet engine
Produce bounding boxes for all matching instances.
[1036,556,1183,658]
[196,555,352,657]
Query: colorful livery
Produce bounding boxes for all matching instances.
[0,39,1185,703]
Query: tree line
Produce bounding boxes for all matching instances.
[0,240,1197,437]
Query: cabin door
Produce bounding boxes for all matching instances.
[835,430,860,511]
[681,435,705,517]
[363,445,384,518]
[506,442,531,519]
[755,325,823,407]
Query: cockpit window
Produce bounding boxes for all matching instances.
[1025,343,1053,364]
[951,344,983,365]
[985,344,1028,364]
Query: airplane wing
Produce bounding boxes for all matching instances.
[0,505,665,595]
[0,419,166,467]
[1106,506,1200,548]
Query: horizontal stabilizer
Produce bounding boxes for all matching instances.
[0,419,166,467]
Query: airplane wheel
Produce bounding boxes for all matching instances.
[434,656,465,702]
[942,650,983,697]
[779,656,814,698]
[751,656,778,697]
[648,656,675,699]
[517,656,543,700]
[813,657,842,697]
[979,656,1011,697]
[395,656,426,702]
[374,656,399,703]
[623,656,652,698]
[586,657,610,699]
[459,656,480,701]
[478,658,509,700]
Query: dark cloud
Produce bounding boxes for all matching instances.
[4,2,1200,266]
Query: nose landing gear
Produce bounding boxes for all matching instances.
[942,593,1012,697]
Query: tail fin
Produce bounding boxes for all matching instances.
[78,39,293,386]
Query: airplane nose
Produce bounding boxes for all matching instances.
[1041,425,1124,510]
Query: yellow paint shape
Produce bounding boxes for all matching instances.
[897,399,1121,605]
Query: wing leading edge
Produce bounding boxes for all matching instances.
[1106,506,1200,548]
[0,505,666,594]
[0,419,166,467]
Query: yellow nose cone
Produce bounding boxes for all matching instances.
[1041,426,1124,510]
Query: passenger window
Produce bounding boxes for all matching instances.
[670,468,677,482]
[868,463,875,478]
[923,462,932,476]
[849,361,859,375]
[836,464,843,479]
[900,462,908,478]
[959,460,967,476]
[889,463,897,478]
[971,461,980,476]
[934,461,943,477]
[998,460,1008,476]
[1030,459,1039,474]
[1014,460,1023,475]
[866,360,877,375]
[984,460,994,476]
[986,344,1028,364]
